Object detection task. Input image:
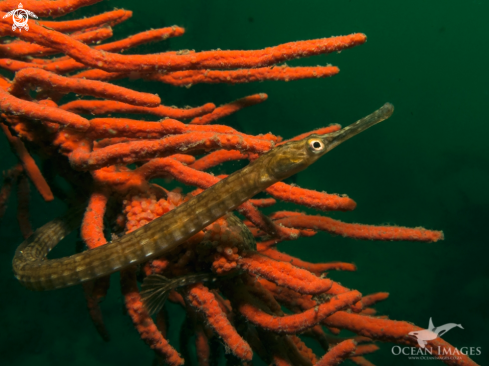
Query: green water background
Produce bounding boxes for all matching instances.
[0,0,487,365]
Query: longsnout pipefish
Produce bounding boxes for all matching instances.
[13,103,394,291]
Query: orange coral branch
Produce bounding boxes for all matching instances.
[0,26,185,74]
[60,100,215,119]
[360,292,389,308]
[259,247,357,273]
[292,335,318,364]
[147,65,339,86]
[0,88,89,130]
[81,187,109,249]
[10,68,160,106]
[266,182,357,211]
[80,187,111,341]
[274,214,444,242]
[237,290,362,333]
[315,339,356,366]
[239,253,333,295]
[248,198,276,207]
[190,93,268,125]
[39,9,131,32]
[186,283,253,361]
[0,123,53,201]
[69,131,274,170]
[84,117,257,140]
[94,26,185,52]
[323,312,478,366]
[0,3,461,365]
[0,18,366,73]
[352,344,379,357]
[0,27,113,58]
[195,325,210,366]
[121,268,184,366]
[350,356,376,366]
[190,150,248,171]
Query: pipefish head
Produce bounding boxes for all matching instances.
[267,103,394,181]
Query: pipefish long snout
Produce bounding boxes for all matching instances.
[13,103,394,291]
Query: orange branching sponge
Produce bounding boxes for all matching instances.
[60,100,216,119]
[0,16,367,73]
[235,289,362,333]
[0,1,472,366]
[186,283,253,361]
[190,93,268,125]
[316,339,357,366]
[38,9,131,32]
[0,27,114,58]
[257,247,357,273]
[240,253,334,294]
[0,124,53,201]
[81,187,109,249]
[272,212,444,242]
[121,268,184,366]
[0,87,90,130]
[9,68,161,106]
[266,182,357,211]
[146,65,340,87]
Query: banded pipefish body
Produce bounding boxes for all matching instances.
[13,103,394,291]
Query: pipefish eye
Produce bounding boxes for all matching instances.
[308,139,324,153]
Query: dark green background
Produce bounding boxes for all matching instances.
[0,0,487,365]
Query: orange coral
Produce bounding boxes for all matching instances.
[0,1,475,366]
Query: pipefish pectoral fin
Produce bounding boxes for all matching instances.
[140,274,173,316]
[141,272,220,315]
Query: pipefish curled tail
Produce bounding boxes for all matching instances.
[13,103,394,291]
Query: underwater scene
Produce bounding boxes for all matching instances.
[0,0,487,365]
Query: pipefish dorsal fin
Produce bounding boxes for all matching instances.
[141,274,172,315]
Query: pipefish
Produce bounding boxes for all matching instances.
[13,103,394,291]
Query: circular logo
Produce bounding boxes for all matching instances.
[12,8,29,31]
[2,3,38,32]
